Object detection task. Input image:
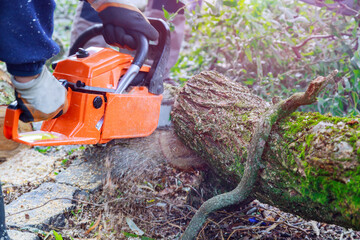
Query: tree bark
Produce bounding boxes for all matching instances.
[171,71,360,231]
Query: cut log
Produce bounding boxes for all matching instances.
[171,71,360,231]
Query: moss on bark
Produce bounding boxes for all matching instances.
[257,112,360,229]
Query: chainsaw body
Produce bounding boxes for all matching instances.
[3,18,170,146]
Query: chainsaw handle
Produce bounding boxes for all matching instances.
[131,32,149,67]
[114,32,148,93]
[68,24,149,68]
[68,24,103,56]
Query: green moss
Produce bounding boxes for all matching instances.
[241,113,249,122]
[274,112,360,224]
[357,148,360,156]
[269,112,278,125]
[282,112,359,139]
[287,152,296,166]
[300,165,360,217]
[349,132,360,150]
[229,155,245,176]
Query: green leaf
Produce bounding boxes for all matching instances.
[244,78,256,85]
[52,230,63,240]
[123,231,138,238]
[61,159,68,166]
[351,92,359,109]
[223,0,237,7]
[205,1,218,13]
[35,146,51,153]
[162,7,170,20]
[245,48,253,63]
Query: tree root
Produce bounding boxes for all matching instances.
[180,70,338,240]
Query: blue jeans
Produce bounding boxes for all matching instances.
[0,0,59,76]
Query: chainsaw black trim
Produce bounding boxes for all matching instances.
[62,72,147,96]
[69,25,103,56]
[59,80,107,100]
[8,101,19,110]
[53,109,64,119]
[69,24,148,69]
[145,18,170,95]
[69,83,115,93]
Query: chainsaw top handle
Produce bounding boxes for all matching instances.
[67,18,170,95]
[69,24,149,69]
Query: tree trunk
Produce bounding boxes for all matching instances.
[171,71,360,231]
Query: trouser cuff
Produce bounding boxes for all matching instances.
[6,61,45,77]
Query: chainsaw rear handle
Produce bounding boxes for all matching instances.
[69,24,149,69]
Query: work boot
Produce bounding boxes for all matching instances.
[11,67,69,123]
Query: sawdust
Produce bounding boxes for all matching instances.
[0,149,57,186]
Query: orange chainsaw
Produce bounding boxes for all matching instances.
[3,18,170,146]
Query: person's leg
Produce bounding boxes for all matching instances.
[0,0,68,122]
[0,183,9,240]
[0,0,59,76]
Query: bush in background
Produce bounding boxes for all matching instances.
[171,0,360,117]
[54,0,77,49]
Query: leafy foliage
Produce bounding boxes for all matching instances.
[52,230,64,240]
[54,0,78,49]
[171,0,360,116]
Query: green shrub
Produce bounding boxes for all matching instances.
[171,0,360,116]
[54,0,78,49]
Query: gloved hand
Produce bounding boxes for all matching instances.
[89,0,159,49]
[11,68,69,123]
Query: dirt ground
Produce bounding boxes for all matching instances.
[4,145,357,240]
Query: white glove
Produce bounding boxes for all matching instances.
[11,67,69,122]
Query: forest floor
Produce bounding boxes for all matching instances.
[2,145,360,240]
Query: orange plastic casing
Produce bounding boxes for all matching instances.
[3,47,162,146]
[101,87,162,142]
